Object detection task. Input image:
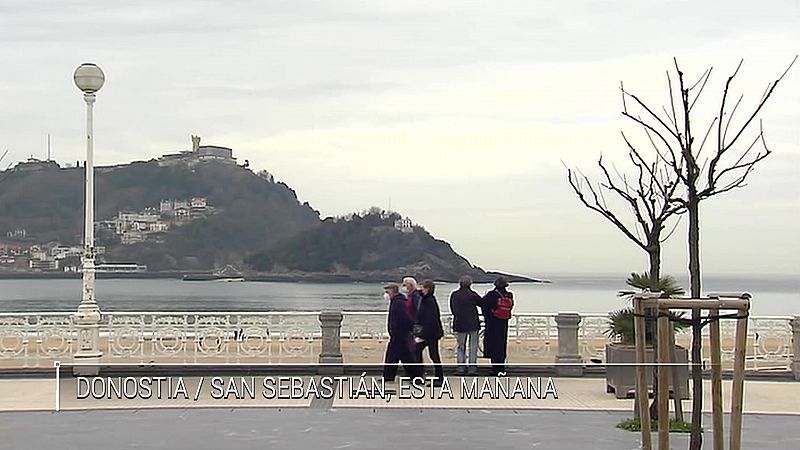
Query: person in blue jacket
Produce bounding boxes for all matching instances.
[382,283,420,381]
[482,277,514,376]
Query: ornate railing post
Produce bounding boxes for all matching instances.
[319,310,344,374]
[555,312,583,376]
[791,316,800,381]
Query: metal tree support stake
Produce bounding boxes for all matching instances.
[633,293,751,450]
[632,294,652,449]
[791,316,800,381]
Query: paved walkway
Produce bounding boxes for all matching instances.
[2,377,799,449]
[1,408,798,450]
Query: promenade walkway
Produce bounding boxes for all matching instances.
[1,377,798,449]
[1,408,798,450]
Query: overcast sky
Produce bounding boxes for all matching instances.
[1,0,798,277]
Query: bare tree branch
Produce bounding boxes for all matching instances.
[718,56,795,154]
[622,89,680,141]
[566,166,648,250]
[688,68,712,112]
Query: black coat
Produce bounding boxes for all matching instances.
[414,292,445,342]
[407,289,422,317]
[481,288,513,361]
[387,293,413,338]
[449,287,481,332]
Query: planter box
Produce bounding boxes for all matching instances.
[605,343,689,399]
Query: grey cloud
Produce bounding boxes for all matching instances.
[0,0,798,275]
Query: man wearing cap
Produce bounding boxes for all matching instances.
[481,277,514,376]
[382,283,420,381]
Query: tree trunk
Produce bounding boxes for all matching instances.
[647,244,661,420]
[687,192,703,450]
[648,247,661,287]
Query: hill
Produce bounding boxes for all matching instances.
[0,158,535,282]
[0,160,320,270]
[245,210,534,283]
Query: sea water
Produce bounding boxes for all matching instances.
[0,274,796,316]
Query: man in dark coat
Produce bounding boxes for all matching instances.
[413,279,445,384]
[449,275,482,374]
[382,283,420,381]
[481,277,514,376]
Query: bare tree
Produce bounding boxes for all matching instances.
[567,143,684,287]
[567,130,685,422]
[619,56,796,449]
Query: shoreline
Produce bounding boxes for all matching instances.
[0,271,547,284]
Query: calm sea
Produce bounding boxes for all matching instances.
[0,274,796,316]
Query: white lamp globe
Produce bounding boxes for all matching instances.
[73,63,105,93]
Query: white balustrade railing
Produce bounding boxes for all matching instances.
[0,311,795,372]
[0,311,322,367]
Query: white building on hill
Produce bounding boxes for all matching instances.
[394,218,413,233]
[158,135,237,166]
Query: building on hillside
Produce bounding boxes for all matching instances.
[197,145,234,162]
[6,229,27,239]
[394,218,414,233]
[50,246,83,260]
[0,244,26,256]
[190,197,207,218]
[191,197,207,209]
[13,157,60,172]
[102,197,210,245]
[157,135,236,166]
[29,258,58,271]
[28,244,60,271]
[29,245,49,261]
[160,199,173,214]
[115,212,161,233]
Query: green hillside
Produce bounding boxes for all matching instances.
[245,210,527,282]
[0,159,533,281]
[0,160,320,270]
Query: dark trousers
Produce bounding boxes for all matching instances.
[415,339,444,380]
[485,321,509,376]
[490,358,506,376]
[383,337,419,381]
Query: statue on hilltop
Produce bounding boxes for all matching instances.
[191,135,201,153]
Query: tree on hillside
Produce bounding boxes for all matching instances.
[618,56,796,449]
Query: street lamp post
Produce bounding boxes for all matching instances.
[73,63,105,374]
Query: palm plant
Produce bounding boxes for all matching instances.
[607,272,689,345]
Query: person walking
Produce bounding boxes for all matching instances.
[449,275,482,375]
[382,283,419,381]
[402,276,422,320]
[481,277,514,376]
[413,279,445,385]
